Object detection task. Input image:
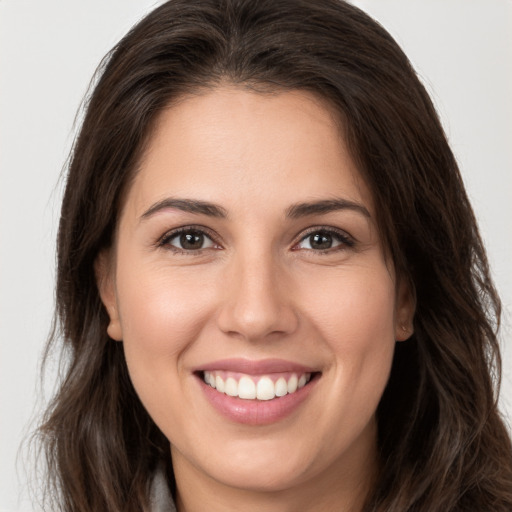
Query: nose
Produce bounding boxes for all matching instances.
[216,251,299,342]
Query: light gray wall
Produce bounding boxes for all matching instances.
[1,1,510,510]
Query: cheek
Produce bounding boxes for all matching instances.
[299,263,396,404]
[301,263,396,346]
[113,263,221,435]
[116,266,212,351]
[114,261,219,408]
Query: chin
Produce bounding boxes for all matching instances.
[208,455,312,493]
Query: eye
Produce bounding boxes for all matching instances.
[160,228,218,252]
[295,229,354,251]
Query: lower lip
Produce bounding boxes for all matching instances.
[197,375,318,425]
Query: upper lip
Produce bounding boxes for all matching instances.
[195,358,318,375]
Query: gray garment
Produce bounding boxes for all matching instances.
[149,469,177,512]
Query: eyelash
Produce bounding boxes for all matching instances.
[157,225,355,255]
[293,227,355,253]
[157,225,221,254]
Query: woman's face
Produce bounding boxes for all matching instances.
[98,87,413,501]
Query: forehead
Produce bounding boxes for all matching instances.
[123,86,373,219]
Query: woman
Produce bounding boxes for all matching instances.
[38,0,512,510]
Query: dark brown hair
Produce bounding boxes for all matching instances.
[38,0,512,510]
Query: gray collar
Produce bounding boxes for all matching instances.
[149,468,177,512]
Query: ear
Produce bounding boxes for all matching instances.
[394,277,416,342]
[95,251,123,341]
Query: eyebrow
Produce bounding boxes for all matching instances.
[140,197,370,222]
[285,198,371,219]
[140,198,228,220]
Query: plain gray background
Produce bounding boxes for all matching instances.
[1,1,511,510]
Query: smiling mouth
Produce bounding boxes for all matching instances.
[200,370,317,401]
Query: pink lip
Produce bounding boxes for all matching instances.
[195,358,317,375]
[194,358,320,426]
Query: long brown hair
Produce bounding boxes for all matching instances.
[37,0,512,510]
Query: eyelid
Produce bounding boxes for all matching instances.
[155,224,355,254]
[157,225,223,252]
[292,226,355,251]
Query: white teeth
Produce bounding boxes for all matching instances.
[256,376,275,400]
[287,374,298,393]
[215,375,225,393]
[225,377,238,397]
[275,377,288,397]
[238,376,256,399]
[202,371,313,401]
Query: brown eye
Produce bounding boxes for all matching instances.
[180,232,205,250]
[163,229,216,251]
[309,232,334,250]
[296,229,354,251]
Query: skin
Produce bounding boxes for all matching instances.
[97,86,414,512]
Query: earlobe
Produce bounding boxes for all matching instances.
[395,278,416,342]
[396,323,413,342]
[94,251,123,341]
